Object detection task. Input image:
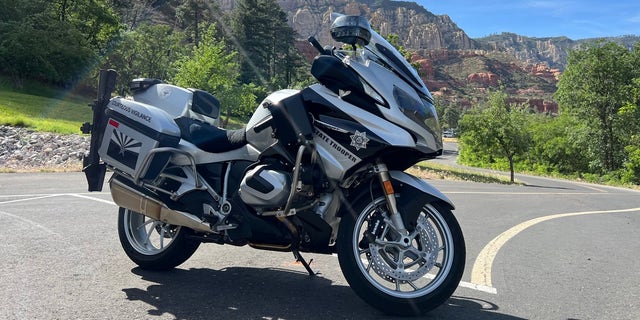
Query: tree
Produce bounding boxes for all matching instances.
[231,0,306,89]
[172,24,257,126]
[110,0,157,30]
[104,24,187,94]
[0,0,119,87]
[459,90,532,183]
[526,112,590,175]
[63,0,121,54]
[432,95,461,130]
[555,42,638,173]
[175,0,217,47]
[0,14,92,87]
[618,77,640,183]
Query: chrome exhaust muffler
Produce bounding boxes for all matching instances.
[109,179,212,233]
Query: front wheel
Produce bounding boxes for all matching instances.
[337,196,465,316]
[117,207,200,270]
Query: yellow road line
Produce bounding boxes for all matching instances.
[470,207,640,290]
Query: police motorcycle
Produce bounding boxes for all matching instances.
[82,14,465,316]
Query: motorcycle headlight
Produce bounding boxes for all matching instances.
[393,86,440,133]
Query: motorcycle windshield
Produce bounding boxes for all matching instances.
[363,30,432,99]
[329,13,430,99]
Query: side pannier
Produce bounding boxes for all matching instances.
[98,97,181,181]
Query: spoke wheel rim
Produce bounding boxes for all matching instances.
[123,209,180,255]
[352,198,455,298]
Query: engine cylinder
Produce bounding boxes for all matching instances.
[239,165,291,208]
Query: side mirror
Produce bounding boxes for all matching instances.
[330,15,371,46]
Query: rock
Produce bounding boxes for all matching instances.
[0,126,89,172]
[467,72,499,87]
[275,0,476,50]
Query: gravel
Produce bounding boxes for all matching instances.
[0,125,90,172]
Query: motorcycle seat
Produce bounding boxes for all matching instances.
[174,117,247,153]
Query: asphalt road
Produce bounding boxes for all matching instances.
[1,170,639,320]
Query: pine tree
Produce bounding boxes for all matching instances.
[231,0,304,89]
[175,0,219,47]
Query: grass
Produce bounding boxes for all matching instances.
[0,78,587,187]
[0,78,92,134]
[410,161,521,185]
[0,79,522,183]
[0,76,248,134]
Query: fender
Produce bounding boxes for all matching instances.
[390,170,455,227]
[390,170,454,209]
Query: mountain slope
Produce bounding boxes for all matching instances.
[475,33,640,70]
[264,0,565,109]
[156,0,640,110]
[271,0,638,111]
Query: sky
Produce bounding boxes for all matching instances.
[415,0,640,40]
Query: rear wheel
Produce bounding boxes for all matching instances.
[117,207,200,270]
[337,195,465,316]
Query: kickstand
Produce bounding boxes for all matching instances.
[293,250,318,277]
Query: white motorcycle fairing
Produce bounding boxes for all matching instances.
[80,13,465,317]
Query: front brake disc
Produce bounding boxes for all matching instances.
[367,215,439,282]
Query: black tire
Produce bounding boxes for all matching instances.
[337,194,465,316]
[117,207,201,270]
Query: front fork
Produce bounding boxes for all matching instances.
[373,162,408,234]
